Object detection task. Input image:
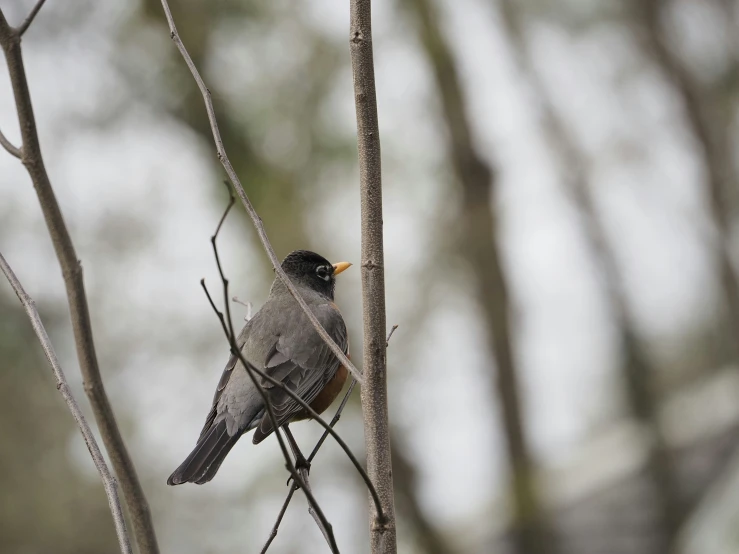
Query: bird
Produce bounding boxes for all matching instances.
[167,250,351,486]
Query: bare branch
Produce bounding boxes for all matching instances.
[0,10,160,554]
[156,0,362,385]
[260,485,297,554]
[0,127,20,158]
[283,425,335,551]
[265,324,399,553]
[0,251,132,554]
[349,1,397,551]
[18,0,47,36]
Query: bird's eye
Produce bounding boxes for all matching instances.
[315,265,330,281]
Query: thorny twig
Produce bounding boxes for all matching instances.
[157,0,362,385]
[0,252,132,554]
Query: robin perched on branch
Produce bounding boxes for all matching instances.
[167,250,351,485]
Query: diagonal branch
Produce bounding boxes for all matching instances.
[156,0,362,385]
[0,251,132,554]
[0,127,20,158]
[17,0,47,36]
[262,325,399,554]
[260,485,297,554]
[0,10,160,554]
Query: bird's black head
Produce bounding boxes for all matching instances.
[281,250,351,299]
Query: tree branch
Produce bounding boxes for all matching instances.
[17,0,47,36]
[0,127,20,158]
[349,1,396,552]
[260,485,297,554]
[0,10,160,554]
[156,0,362,386]
[0,251,132,554]
[263,325,400,553]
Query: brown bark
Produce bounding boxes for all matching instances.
[349,1,398,552]
[0,11,159,554]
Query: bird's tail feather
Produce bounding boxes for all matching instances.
[167,420,239,485]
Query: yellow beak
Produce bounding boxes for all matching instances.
[332,261,352,276]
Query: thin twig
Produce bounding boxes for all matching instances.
[203,208,339,554]
[284,425,335,551]
[232,296,253,321]
[0,127,20,158]
[260,485,297,554]
[157,0,362,385]
[309,325,397,464]
[349,0,397,550]
[0,10,159,554]
[17,0,47,36]
[266,325,399,553]
[0,251,132,554]
[307,380,357,464]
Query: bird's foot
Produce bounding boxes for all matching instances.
[286,455,311,487]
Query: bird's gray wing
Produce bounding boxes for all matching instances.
[198,321,252,441]
[252,302,348,442]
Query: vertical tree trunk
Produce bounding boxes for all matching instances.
[498,0,683,546]
[633,0,739,358]
[349,1,398,552]
[404,0,552,552]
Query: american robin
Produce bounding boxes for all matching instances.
[167,250,351,485]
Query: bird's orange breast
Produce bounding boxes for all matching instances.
[292,363,349,421]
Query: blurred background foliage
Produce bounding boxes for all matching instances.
[1,0,739,553]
